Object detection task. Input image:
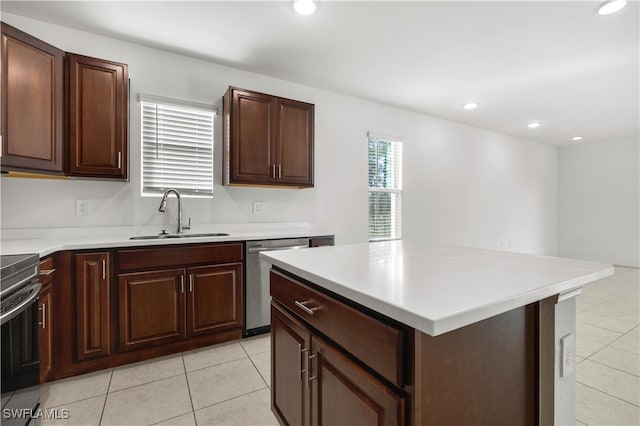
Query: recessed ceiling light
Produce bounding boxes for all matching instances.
[572,136,584,141]
[595,0,627,15]
[293,0,316,15]
[463,102,479,110]
[527,122,541,129]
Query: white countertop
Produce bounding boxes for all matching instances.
[0,223,333,257]
[261,240,614,336]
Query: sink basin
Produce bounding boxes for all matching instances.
[129,232,229,240]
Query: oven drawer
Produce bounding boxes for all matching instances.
[270,269,405,388]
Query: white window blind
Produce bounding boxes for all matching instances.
[141,95,215,197]
[368,134,402,241]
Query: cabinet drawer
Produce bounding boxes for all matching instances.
[39,257,55,286]
[118,243,243,272]
[270,270,405,388]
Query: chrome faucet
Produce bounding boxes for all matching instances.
[158,189,190,234]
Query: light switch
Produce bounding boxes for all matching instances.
[560,333,575,377]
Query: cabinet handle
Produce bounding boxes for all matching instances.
[102,259,106,280]
[39,269,56,276]
[295,300,320,315]
[308,353,317,385]
[299,345,307,382]
[189,274,193,292]
[278,164,282,178]
[38,303,46,329]
[271,164,276,178]
[180,275,185,293]
[117,151,122,169]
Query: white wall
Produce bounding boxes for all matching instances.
[0,13,558,254]
[558,138,640,267]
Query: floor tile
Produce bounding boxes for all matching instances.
[41,369,112,408]
[152,411,196,425]
[577,311,638,334]
[575,420,587,426]
[628,326,640,337]
[182,341,246,373]
[576,321,623,345]
[576,355,585,364]
[41,394,105,426]
[187,357,267,410]
[588,301,639,322]
[1,392,13,409]
[101,374,192,425]
[610,334,640,355]
[576,383,640,426]
[251,350,271,386]
[576,360,639,405]
[240,334,270,355]
[194,388,278,426]
[590,346,640,376]
[109,354,185,392]
[576,337,605,358]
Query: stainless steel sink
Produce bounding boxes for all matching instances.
[129,233,229,240]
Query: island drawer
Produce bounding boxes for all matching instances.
[118,243,243,272]
[270,269,406,388]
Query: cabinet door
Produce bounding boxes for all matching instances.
[229,88,277,184]
[310,334,405,426]
[271,303,311,426]
[76,252,111,361]
[118,269,186,351]
[276,98,314,187]
[38,284,53,383]
[0,23,64,174]
[67,53,128,178]
[186,263,243,337]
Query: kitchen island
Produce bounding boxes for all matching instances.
[262,241,613,426]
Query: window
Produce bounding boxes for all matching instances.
[140,94,216,197]
[368,134,402,241]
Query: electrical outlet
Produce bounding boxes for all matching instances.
[75,199,89,217]
[253,201,266,216]
[560,333,575,377]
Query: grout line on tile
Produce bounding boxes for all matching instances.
[181,353,197,422]
[184,353,250,375]
[149,409,195,426]
[241,341,269,388]
[576,381,640,408]
[587,358,640,378]
[98,368,113,425]
[193,387,268,413]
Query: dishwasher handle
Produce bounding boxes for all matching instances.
[247,244,309,253]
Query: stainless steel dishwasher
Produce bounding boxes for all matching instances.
[245,238,309,336]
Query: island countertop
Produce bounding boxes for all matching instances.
[261,240,613,336]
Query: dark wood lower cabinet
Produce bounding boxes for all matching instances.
[271,303,311,426]
[271,268,543,426]
[118,269,186,351]
[38,284,53,383]
[187,263,243,337]
[76,252,111,360]
[119,262,244,351]
[271,302,405,426]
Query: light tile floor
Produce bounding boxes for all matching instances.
[2,267,638,425]
[575,266,639,426]
[2,335,276,426]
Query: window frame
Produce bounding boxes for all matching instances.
[139,94,217,198]
[368,133,403,242]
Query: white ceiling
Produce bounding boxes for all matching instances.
[3,1,639,145]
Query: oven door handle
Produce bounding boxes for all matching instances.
[0,281,42,325]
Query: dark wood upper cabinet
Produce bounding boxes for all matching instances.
[0,22,64,174]
[223,86,314,188]
[67,53,128,179]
